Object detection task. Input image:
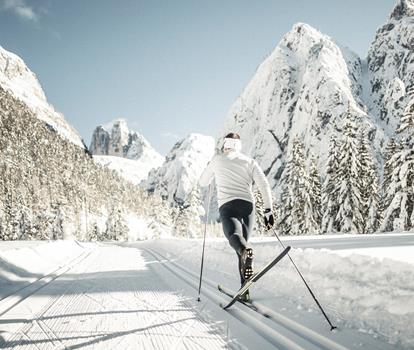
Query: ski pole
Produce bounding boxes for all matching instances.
[270,227,337,331]
[197,184,212,302]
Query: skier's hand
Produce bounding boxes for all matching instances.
[264,208,274,230]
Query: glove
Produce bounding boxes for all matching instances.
[264,208,274,230]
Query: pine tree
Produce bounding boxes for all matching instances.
[381,91,414,232]
[396,89,414,137]
[303,157,322,234]
[253,189,266,235]
[105,205,128,241]
[50,203,64,240]
[279,138,307,235]
[173,187,203,237]
[335,112,364,233]
[0,85,172,242]
[321,135,340,233]
[357,129,380,233]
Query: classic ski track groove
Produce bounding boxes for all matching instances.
[0,248,92,317]
[145,248,310,350]
[2,245,229,350]
[145,247,350,350]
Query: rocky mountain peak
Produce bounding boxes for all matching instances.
[143,133,215,206]
[390,0,414,20]
[0,45,85,148]
[89,118,162,162]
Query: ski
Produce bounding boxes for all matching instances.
[219,246,291,310]
[218,284,268,315]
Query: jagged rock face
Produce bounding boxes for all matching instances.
[89,119,163,162]
[89,119,164,185]
[222,23,381,193]
[390,0,414,20]
[0,45,85,148]
[143,134,215,206]
[367,0,414,133]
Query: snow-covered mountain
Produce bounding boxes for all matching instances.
[0,45,85,148]
[143,133,215,206]
[221,1,413,193]
[221,23,377,191]
[90,119,163,161]
[90,119,164,184]
[366,0,414,133]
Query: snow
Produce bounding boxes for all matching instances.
[90,119,164,181]
[0,235,412,349]
[144,133,215,206]
[220,21,387,195]
[336,246,414,264]
[91,118,164,161]
[0,240,84,299]
[0,46,85,148]
[93,155,159,185]
[0,241,264,349]
[140,234,414,349]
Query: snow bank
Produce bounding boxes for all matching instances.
[0,240,85,299]
[149,238,414,349]
[125,214,172,241]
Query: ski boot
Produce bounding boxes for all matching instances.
[241,247,254,280]
[239,289,250,302]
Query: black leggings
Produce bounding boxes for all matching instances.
[219,199,254,284]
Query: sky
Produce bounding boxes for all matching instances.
[0,0,396,155]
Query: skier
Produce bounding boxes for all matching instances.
[199,132,274,301]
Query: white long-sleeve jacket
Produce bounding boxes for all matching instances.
[199,151,273,209]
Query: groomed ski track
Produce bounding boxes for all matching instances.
[0,242,399,349]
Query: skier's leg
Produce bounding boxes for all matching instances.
[219,203,247,255]
[240,202,254,280]
[241,204,254,242]
[237,253,245,285]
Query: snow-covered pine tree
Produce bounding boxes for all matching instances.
[50,202,64,240]
[88,222,100,241]
[357,129,381,233]
[278,138,307,235]
[253,189,266,235]
[383,139,402,192]
[381,92,414,232]
[321,135,340,233]
[303,156,322,234]
[105,205,128,241]
[396,88,414,138]
[335,111,364,234]
[380,146,414,231]
[173,187,203,238]
[0,86,172,241]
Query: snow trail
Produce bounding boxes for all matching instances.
[0,244,232,349]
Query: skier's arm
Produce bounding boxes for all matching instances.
[199,158,215,187]
[252,161,273,209]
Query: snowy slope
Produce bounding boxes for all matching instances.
[0,45,85,148]
[93,155,159,185]
[366,0,414,134]
[90,119,164,184]
[221,22,392,192]
[143,133,215,206]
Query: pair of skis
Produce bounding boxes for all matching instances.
[218,246,291,309]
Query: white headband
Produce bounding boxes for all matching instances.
[223,138,242,152]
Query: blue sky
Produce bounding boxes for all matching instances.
[0,0,395,154]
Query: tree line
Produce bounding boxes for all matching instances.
[275,95,414,235]
[0,86,172,241]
